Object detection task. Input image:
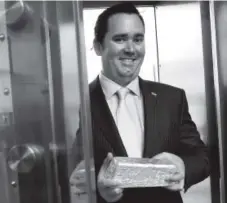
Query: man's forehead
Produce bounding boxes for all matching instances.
[107,13,144,33]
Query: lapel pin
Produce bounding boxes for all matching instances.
[151,92,157,97]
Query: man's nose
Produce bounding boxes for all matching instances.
[124,40,136,54]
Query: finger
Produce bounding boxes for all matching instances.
[113,191,123,202]
[98,185,123,202]
[151,153,173,164]
[165,182,184,191]
[152,152,168,160]
[165,172,184,182]
[104,187,123,202]
[101,152,114,172]
[74,182,86,189]
[154,152,174,159]
[70,180,85,187]
[107,152,114,159]
[98,153,114,184]
[70,173,85,181]
[98,179,119,188]
[115,188,123,194]
[152,157,172,165]
[72,187,87,195]
[106,191,123,203]
[165,185,180,191]
[153,154,185,174]
[105,187,123,196]
[70,185,87,195]
[152,152,179,163]
[70,179,87,190]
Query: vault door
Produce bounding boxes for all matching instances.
[0,1,97,203]
[155,2,212,203]
[0,1,62,203]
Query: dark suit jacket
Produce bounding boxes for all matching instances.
[72,76,210,203]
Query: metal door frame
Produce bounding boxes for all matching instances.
[0,1,19,203]
[209,1,227,203]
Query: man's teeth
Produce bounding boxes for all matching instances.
[121,59,135,62]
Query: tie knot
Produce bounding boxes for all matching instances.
[117,88,130,101]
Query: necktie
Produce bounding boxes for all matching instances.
[116,88,141,157]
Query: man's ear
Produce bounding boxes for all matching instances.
[93,39,102,56]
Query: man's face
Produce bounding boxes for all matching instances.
[97,13,145,86]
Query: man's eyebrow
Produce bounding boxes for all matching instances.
[112,34,128,38]
[112,33,144,38]
[134,33,144,37]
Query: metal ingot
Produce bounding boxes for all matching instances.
[98,157,178,188]
[7,144,44,173]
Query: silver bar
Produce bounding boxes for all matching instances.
[72,1,96,203]
[209,1,226,203]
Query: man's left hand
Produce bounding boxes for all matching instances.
[151,152,185,191]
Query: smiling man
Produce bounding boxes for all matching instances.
[70,2,210,203]
[94,12,145,87]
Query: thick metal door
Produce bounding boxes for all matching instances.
[0,1,55,203]
[0,1,96,203]
[155,2,212,203]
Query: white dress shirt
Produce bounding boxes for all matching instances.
[99,73,144,157]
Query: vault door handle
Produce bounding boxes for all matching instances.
[7,144,44,173]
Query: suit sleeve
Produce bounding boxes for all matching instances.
[177,90,210,192]
[70,114,84,174]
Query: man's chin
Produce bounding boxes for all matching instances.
[120,69,139,78]
[118,74,138,85]
[119,72,134,79]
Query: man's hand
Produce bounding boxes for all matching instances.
[98,153,124,202]
[151,152,185,191]
[70,160,88,196]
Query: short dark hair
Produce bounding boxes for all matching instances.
[94,2,145,45]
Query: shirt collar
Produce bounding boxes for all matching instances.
[99,72,141,99]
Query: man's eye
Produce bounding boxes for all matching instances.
[134,37,144,43]
[113,37,127,43]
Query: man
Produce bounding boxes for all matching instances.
[70,2,210,203]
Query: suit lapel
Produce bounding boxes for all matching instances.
[139,78,162,158]
[91,77,165,158]
[91,77,127,156]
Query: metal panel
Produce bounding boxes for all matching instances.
[82,1,187,9]
[56,1,81,154]
[210,2,227,203]
[0,0,14,123]
[43,1,85,203]
[200,2,221,203]
[0,141,11,203]
[1,1,98,203]
[1,1,58,203]
[72,2,96,203]
[0,1,19,203]
[54,2,82,202]
[156,2,211,203]
[44,1,98,203]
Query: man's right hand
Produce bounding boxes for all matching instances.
[70,160,87,196]
[97,153,124,202]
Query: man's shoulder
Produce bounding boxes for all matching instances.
[141,79,184,95]
[89,77,99,92]
[88,76,185,96]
